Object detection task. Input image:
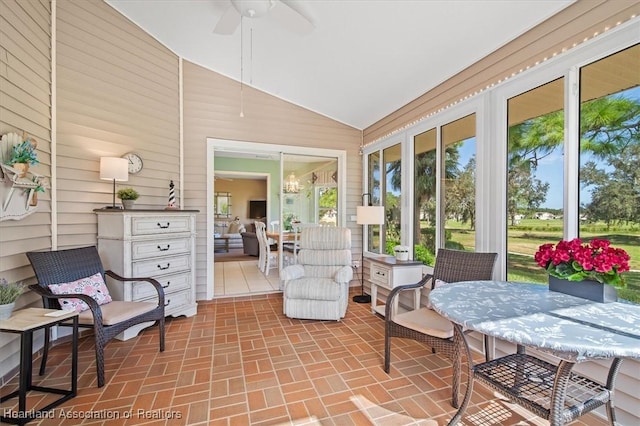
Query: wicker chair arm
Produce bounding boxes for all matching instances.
[105,270,165,307]
[384,273,432,319]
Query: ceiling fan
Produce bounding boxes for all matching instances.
[213,0,314,35]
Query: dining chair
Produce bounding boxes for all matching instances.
[255,221,278,275]
[384,248,497,408]
[26,246,165,388]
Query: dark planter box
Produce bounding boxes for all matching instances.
[548,275,618,303]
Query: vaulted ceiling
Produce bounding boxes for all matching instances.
[106,0,574,130]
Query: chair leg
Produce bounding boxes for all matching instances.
[384,327,391,373]
[159,317,165,352]
[39,325,51,376]
[95,341,105,388]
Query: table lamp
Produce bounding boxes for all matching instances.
[353,193,385,303]
[100,157,128,209]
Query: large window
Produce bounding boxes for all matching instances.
[366,150,382,253]
[506,78,565,282]
[363,27,638,303]
[414,128,437,265]
[578,45,640,302]
[383,143,402,255]
[442,114,477,252]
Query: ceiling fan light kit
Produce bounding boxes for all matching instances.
[232,0,275,18]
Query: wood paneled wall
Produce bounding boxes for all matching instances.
[56,0,180,248]
[182,61,362,300]
[0,0,52,381]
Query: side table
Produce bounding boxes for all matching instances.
[368,257,424,315]
[0,308,78,425]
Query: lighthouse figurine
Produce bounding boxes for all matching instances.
[165,180,178,210]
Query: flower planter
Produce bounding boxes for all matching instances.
[12,163,29,177]
[548,275,618,303]
[0,302,16,320]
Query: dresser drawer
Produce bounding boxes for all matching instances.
[138,287,191,316]
[131,216,192,236]
[132,254,191,277]
[132,272,191,300]
[370,263,390,287]
[131,238,191,260]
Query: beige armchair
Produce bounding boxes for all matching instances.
[281,227,352,321]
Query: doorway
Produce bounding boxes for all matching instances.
[207,139,347,299]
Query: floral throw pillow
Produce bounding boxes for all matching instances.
[48,272,112,313]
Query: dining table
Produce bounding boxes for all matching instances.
[429,280,640,426]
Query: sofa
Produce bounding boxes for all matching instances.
[241,232,259,256]
[214,218,246,250]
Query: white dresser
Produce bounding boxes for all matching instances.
[368,257,424,316]
[95,210,198,340]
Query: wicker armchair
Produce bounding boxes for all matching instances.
[26,246,165,388]
[384,248,497,408]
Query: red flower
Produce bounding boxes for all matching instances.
[534,238,630,287]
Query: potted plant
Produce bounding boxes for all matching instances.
[0,278,24,319]
[5,135,39,177]
[534,238,630,302]
[117,187,139,209]
[27,176,47,206]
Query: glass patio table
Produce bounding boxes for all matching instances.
[429,280,640,426]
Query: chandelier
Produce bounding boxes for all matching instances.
[284,172,300,193]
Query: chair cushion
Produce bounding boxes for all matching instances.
[393,307,453,339]
[48,272,112,313]
[77,300,157,325]
[285,278,342,301]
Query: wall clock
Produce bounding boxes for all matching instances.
[123,152,143,174]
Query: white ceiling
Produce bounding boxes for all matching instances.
[106,0,574,130]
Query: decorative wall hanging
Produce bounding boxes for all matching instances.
[0,132,47,221]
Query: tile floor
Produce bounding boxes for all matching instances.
[214,260,281,296]
[1,289,609,426]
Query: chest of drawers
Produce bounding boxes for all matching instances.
[95,210,198,340]
[368,257,424,316]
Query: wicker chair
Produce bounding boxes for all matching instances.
[384,248,497,408]
[26,246,165,388]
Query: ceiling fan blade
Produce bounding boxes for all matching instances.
[272,0,315,35]
[213,6,241,35]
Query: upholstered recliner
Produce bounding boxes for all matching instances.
[281,227,352,321]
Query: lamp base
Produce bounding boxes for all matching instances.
[352,294,371,304]
[103,205,123,209]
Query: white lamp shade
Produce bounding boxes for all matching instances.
[100,157,128,182]
[356,205,385,225]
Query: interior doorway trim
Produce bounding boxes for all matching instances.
[206,138,347,299]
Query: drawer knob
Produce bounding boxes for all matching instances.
[158,244,170,251]
[157,263,170,270]
[157,222,170,229]
[162,281,171,288]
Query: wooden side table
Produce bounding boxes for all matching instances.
[0,308,78,425]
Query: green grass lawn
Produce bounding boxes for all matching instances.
[442,219,640,303]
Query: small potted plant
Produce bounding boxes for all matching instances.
[5,134,39,177]
[28,176,47,206]
[0,278,24,319]
[117,187,139,209]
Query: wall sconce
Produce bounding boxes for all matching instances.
[100,157,128,209]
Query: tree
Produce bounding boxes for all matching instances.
[447,157,476,229]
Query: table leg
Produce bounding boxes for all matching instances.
[19,330,33,415]
[448,323,474,425]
